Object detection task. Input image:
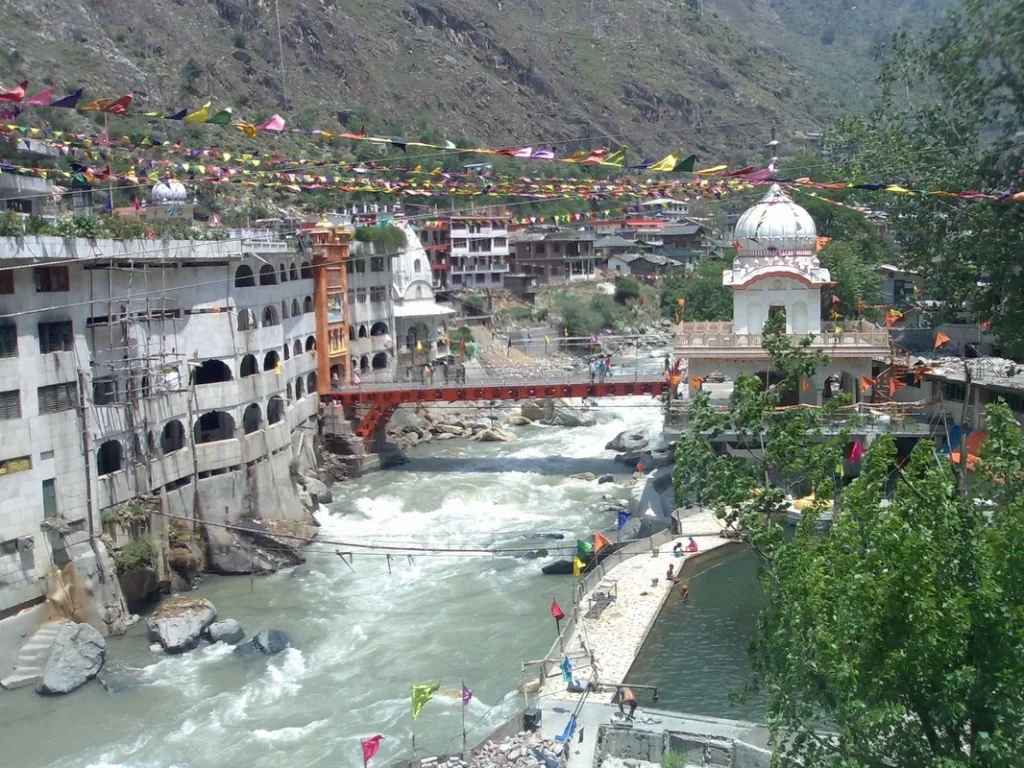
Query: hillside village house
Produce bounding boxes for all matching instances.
[608,253,681,277]
[509,230,598,283]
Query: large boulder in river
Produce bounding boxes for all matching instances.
[206,619,246,645]
[36,623,105,695]
[520,399,596,427]
[147,596,217,654]
[302,476,332,504]
[234,629,292,657]
[605,430,649,452]
[473,426,517,442]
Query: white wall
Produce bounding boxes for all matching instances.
[732,277,823,335]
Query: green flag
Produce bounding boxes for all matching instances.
[577,540,593,560]
[411,682,440,721]
[206,107,234,125]
[674,153,698,173]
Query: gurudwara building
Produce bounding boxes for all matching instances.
[675,185,890,404]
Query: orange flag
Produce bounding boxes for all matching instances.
[691,375,704,389]
[913,365,934,384]
[594,532,613,553]
[934,331,952,349]
[889,377,905,397]
[860,376,875,390]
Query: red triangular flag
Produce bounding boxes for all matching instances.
[101,94,134,115]
[26,87,54,106]
[849,440,865,463]
[361,735,383,768]
[550,599,564,621]
[0,81,28,103]
[594,531,613,552]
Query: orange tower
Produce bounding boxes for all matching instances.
[310,221,352,394]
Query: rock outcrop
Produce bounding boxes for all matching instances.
[606,430,649,452]
[36,623,105,695]
[300,476,333,505]
[147,596,217,654]
[570,472,597,481]
[458,729,565,768]
[205,516,319,575]
[206,619,245,645]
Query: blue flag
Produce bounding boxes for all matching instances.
[617,511,630,530]
[560,655,572,682]
[555,715,577,744]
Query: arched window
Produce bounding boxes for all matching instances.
[289,264,299,281]
[295,378,305,399]
[279,264,288,283]
[237,308,256,331]
[96,440,123,476]
[243,403,263,434]
[307,372,317,392]
[286,382,293,401]
[193,411,236,444]
[348,325,356,341]
[240,354,258,378]
[262,305,279,327]
[413,258,422,272]
[300,261,313,279]
[358,325,368,339]
[267,396,285,425]
[160,420,186,454]
[303,296,314,314]
[283,344,291,361]
[291,298,300,317]
[370,321,389,336]
[259,264,277,286]
[281,300,290,320]
[234,265,255,288]
[305,336,316,352]
[191,359,233,386]
[372,352,388,370]
[360,355,369,372]
[263,350,280,371]
[132,434,145,465]
[293,340,302,358]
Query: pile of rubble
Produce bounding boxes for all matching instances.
[467,730,565,768]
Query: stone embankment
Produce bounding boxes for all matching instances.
[412,729,567,768]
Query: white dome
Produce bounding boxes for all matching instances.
[151,179,188,205]
[734,184,817,252]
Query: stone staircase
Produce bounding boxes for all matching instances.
[0,621,69,690]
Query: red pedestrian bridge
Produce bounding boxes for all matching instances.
[323,369,671,442]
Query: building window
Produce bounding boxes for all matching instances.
[452,239,467,249]
[41,478,57,519]
[0,455,32,476]
[370,256,385,272]
[33,266,70,293]
[370,286,386,303]
[493,238,507,248]
[0,389,21,420]
[0,324,16,358]
[354,259,366,273]
[93,378,119,405]
[944,381,967,402]
[356,288,367,304]
[0,269,12,294]
[413,259,422,272]
[37,382,78,414]
[491,272,501,283]
[38,320,74,353]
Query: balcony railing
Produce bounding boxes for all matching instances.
[675,321,890,352]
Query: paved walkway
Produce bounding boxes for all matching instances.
[538,511,732,705]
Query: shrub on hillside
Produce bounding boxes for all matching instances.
[613,276,642,304]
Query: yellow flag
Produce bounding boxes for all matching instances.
[544,335,550,345]
[600,146,627,167]
[274,361,283,375]
[573,557,585,578]
[80,99,110,112]
[416,340,423,352]
[695,164,729,176]
[648,151,679,172]
[184,102,212,123]
[411,682,440,721]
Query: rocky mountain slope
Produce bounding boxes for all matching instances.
[1,0,952,162]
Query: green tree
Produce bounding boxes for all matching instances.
[817,241,885,321]
[827,0,1024,356]
[659,260,732,322]
[673,314,1024,765]
[614,276,643,304]
[181,57,204,95]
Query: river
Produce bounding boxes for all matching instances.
[0,396,672,768]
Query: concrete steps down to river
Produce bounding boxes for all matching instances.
[0,621,69,690]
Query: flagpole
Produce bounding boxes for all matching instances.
[461,680,467,754]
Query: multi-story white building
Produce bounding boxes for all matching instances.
[345,239,396,384]
[0,226,321,680]
[448,214,510,289]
